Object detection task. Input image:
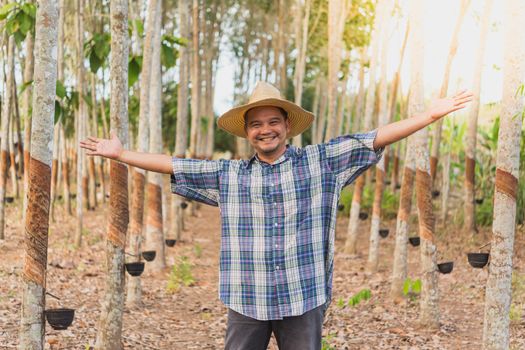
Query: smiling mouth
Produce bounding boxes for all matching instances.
[258,136,277,142]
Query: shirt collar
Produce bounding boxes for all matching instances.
[245,144,296,168]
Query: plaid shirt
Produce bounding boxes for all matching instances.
[170,130,382,320]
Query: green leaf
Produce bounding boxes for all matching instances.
[18,11,31,36]
[89,51,103,73]
[161,42,177,68]
[21,3,36,18]
[19,79,33,95]
[54,100,62,124]
[0,3,17,20]
[128,55,142,87]
[403,278,411,295]
[56,80,66,99]
[413,279,422,294]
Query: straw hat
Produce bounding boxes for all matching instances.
[217,81,314,138]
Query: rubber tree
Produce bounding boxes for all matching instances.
[367,0,391,272]
[21,11,35,228]
[390,138,415,298]
[325,0,348,141]
[0,36,14,240]
[18,1,59,347]
[74,0,87,247]
[292,0,311,147]
[171,0,190,242]
[482,0,525,347]
[126,0,158,307]
[50,0,65,221]
[145,0,166,273]
[189,0,201,159]
[429,0,469,185]
[410,0,439,328]
[94,0,129,348]
[464,0,493,233]
[344,0,386,254]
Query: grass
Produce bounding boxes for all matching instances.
[167,256,195,293]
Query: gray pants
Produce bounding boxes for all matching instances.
[224,305,325,350]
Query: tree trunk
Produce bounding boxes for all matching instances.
[482,1,524,347]
[94,1,129,349]
[464,0,493,233]
[171,0,190,243]
[189,0,201,158]
[19,1,59,347]
[325,0,347,141]
[74,0,87,247]
[409,0,439,328]
[125,0,158,307]
[429,0,470,185]
[22,24,35,230]
[0,36,15,240]
[88,74,98,210]
[367,2,392,271]
[390,140,415,298]
[145,0,166,273]
[344,0,386,254]
[292,0,311,147]
[50,4,64,221]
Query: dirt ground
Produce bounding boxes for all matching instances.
[1,194,524,349]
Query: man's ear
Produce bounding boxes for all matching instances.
[286,118,291,133]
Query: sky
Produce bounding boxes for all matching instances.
[213,0,508,118]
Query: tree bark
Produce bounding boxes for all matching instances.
[22,22,35,230]
[367,2,391,271]
[0,36,15,240]
[171,0,190,243]
[189,0,201,158]
[482,1,524,348]
[390,140,415,298]
[74,0,87,247]
[95,1,129,348]
[464,0,493,233]
[292,0,311,147]
[125,0,158,307]
[145,0,166,273]
[325,0,347,141]
[409,0,439,328]
[344,0,386,254]
[19,1,59,347]
[429,0,470,185]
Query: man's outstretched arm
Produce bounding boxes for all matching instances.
[79,131,173,174]
[373,90,473,150]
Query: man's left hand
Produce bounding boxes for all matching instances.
[427,90,474,120]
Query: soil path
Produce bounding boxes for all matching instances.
[1,198,524,349]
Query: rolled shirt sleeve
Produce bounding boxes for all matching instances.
[324,129,384,186]
[170,158,222,206]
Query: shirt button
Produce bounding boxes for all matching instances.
[273,202,277,206]
[275,244,279,248]
[270,183,275,186]
[274,222,278,227]
[275,265,280,270]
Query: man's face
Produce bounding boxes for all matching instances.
[244,106,291,159]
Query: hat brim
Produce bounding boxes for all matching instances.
[217,98,315,138]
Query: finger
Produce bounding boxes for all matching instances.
[455,97,473,106]
[86,151,99,156]
[455,91,472,100]
[79,143,97,151]
[454,89,468,97]
[87,136,100,143]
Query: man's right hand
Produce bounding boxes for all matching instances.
[80,131,123,160]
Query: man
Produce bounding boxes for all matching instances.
[80,82,472,349]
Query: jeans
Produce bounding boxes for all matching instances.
[224,304,325,350]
